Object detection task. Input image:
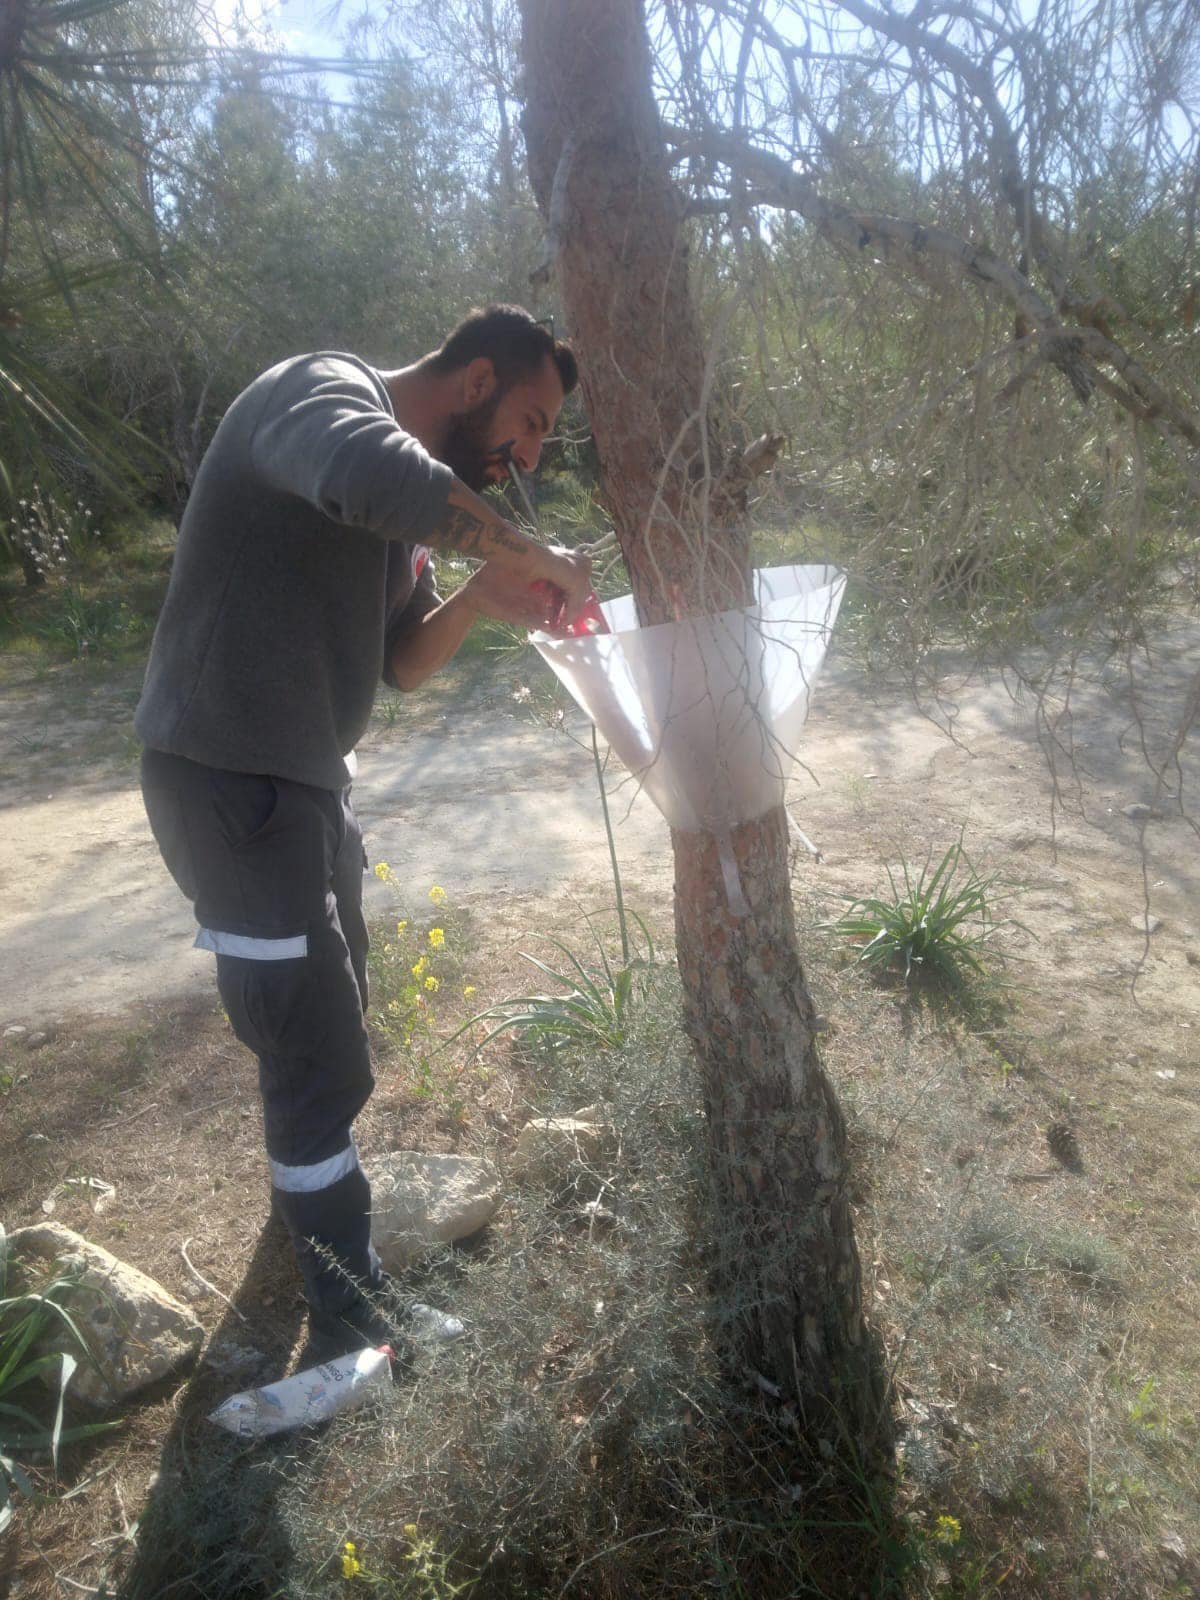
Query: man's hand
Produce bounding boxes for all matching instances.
[521,542,593,627]
[458,560,567,630]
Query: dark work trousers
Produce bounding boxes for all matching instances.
[140,747,381,1315]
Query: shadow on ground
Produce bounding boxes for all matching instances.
[115,1210,308,1600]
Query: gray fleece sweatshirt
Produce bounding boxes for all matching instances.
[135,353,454,790]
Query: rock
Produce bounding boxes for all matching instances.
[1121,803,1163,823]
[3,1025,27,1038]
[366,1152,502,1270]
[6,1224,204,1407]
[510,1115,616,1185]
[1130,913,1163,934]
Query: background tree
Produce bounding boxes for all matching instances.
[0,0,526,559]
[643,0,1199,689]
[0,0,212,475]
[382,0,546,301]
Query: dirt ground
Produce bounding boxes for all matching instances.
[1,620,1198,1598]
[1,622,1197,1042]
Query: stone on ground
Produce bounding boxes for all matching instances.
[7,1223,204,1407]
[509,1110,615,1185]
[366,1152,502,1270]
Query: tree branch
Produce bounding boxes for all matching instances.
[665,125,1200,453]
[833,0,1063,293]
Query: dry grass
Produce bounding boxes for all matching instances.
[2,864,1198,1599]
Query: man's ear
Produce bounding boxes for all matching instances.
[461,357,497,409]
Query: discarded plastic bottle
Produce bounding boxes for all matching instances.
[531,581,610,637]
[208,1344,393,1439]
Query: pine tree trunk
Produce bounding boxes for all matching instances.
[519,0,891,1456]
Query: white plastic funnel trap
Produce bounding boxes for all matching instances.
[531,564,846,913]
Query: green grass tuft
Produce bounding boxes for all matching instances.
[823,837,1016,989]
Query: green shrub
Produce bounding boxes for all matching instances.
[449,912,659,1055]
[824,837,1015,988]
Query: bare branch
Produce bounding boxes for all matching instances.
[666,125,1200,457]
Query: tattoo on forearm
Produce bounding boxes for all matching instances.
[439,504,487,555]
[433,500,531,561]
[483,522,532,556]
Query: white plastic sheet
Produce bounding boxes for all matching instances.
[532,564,846,912]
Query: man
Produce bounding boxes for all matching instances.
[135,305,591,1355]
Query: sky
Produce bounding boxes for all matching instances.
[202,0,371,66]
[198,0,411,110]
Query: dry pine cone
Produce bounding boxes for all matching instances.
[1046,1120,1083,1172]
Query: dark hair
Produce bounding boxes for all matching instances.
[429,304,578,397]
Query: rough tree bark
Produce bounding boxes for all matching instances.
[519,0,891,1457]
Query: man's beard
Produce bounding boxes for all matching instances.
[439,390,505,492]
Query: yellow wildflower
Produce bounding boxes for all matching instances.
[428,927,445,949]
[396,919,408,934]
[933,1514,962,1546]
[373,862,392,882]
[403,1523,418,1538]
[428,885,447,905]
[463,985,477,998]
[424,975,439,992]
[342,1540,362,1578]
[411,956,428,978]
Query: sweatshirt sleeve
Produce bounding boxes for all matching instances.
[248,354,455,541]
